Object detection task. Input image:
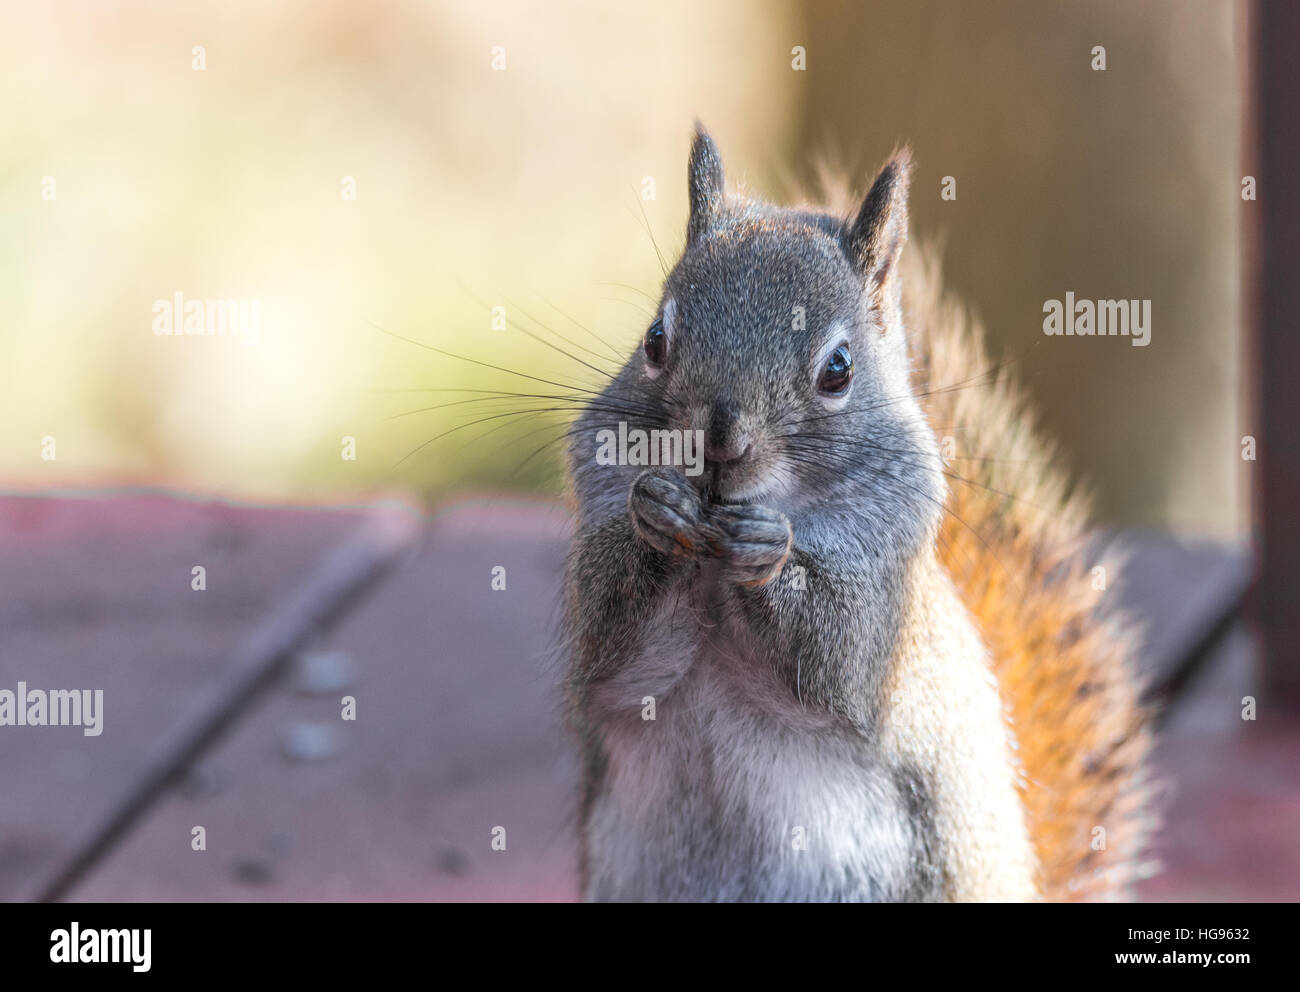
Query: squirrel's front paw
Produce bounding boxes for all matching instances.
[628,469,709,559]
[707,503,794,587]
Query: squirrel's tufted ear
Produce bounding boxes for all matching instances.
[844,150,912,303]
[687,123,725,246]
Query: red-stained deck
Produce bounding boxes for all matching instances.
[0,491,1292,902]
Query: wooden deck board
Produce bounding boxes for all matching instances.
[0,492,1289,901]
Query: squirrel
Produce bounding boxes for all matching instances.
[563,125,1150,902]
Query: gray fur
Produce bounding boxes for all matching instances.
[564,127,946,901]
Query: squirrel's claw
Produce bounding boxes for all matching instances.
[628,470,794,585]
[628,469,710,559]
[706,503,794,586]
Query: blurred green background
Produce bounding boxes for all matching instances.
[1,0,1245,538]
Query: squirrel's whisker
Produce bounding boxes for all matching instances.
[367,320,610,397]
[541,297,630,363]
[505,298,623,376]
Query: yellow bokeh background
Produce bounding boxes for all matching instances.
[1,0,1245,537]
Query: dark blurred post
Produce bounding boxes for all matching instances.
[1252,0,1300,697]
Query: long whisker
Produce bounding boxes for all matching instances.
[600,296,655,318]
[394,399,651,468]
[791,429,1052,469]
[542,298,630,363]
[384,389,662,424]
[506,298,623,374]
[367,320,608,396]
[447,284,618,381]
[776,444,1024,593]
[595,280,658,303]
[785,433,1062,521]
[382,392,587,423]
[630,190,669,275]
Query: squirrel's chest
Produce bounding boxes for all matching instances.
[583,634,924,901]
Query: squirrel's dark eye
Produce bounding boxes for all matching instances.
[818,344,854,395]
[644,317,667,367]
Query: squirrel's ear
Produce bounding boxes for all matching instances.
[687,123,725,246]
[844,150,912,302]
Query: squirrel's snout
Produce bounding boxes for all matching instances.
[704,439,752,465]
[704,400,753,465]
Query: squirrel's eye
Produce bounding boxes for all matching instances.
[818,344,853,394]
[644,317,667,367]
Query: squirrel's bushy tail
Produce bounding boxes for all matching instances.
[903,247,1153,901]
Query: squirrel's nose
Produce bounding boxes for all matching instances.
[705,400,752,464]
[705,439,751,464]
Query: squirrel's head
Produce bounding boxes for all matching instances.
[629,125,943,524]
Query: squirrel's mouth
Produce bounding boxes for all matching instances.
[699,461,765,506]
[705,488,754,508]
